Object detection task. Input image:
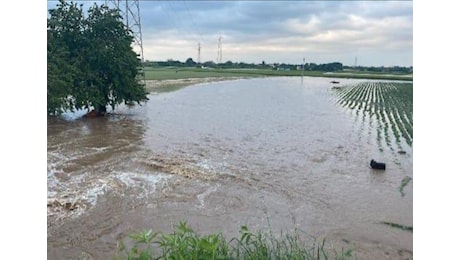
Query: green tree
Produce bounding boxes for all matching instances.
[185,57,196,67]
[47,0,148,116]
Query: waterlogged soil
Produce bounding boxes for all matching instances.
[47,77,413,259]
[144,77,252,93]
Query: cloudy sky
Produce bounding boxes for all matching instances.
[47,1,413,67]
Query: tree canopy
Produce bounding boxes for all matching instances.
[47,0,148,116]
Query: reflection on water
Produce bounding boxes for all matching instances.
[48,77,412,259]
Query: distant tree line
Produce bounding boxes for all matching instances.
[303,62,343,72]
[143,58,411,74]
[144,58,344,72]
[343,65,412,74]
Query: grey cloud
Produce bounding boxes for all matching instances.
[47,0,412,66]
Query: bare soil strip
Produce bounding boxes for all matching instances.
[144,77,249,93]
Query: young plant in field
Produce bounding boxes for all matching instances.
[380,221,413,232]
[333,81,412,151]
[399,176,413,197]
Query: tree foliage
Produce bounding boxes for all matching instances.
[47,0,148,116]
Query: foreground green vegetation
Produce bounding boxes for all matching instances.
[116,222,354,260]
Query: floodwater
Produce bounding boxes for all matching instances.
[47,77,413,259]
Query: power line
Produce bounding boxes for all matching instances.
[182,0,205,44]
[163,1,203,63]
[182,0,207,64]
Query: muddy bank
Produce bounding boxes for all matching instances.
[144,77,251,92]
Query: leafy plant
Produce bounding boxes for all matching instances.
[116,222,355,260]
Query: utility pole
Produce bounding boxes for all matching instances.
[354,56,358,69]
[302,57,305,78]
[197,42,201,65]
[301,57,305,84]
[217,35,222,64]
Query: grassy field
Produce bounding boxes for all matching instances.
[143,67,263,80]
[142,66,412,81]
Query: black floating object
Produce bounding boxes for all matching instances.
[370,159,386,170]
[331,81,340,84]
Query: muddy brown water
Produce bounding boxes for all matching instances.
[47,77,413,259]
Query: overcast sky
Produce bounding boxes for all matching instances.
[47,1,413,67]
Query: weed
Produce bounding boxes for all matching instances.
[116,222,355,260]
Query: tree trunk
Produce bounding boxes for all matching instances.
[83,105,107,118]
[96,105,107,116]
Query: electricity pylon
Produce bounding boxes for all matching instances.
[105,0,145,86]
[105,0,145,63]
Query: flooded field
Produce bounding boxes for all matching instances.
[47,77,413,259]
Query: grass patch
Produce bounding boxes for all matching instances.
[115,222,354,260]
[142,67,412,81]
[144,67,265,80]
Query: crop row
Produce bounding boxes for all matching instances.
[333,81,413,151]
